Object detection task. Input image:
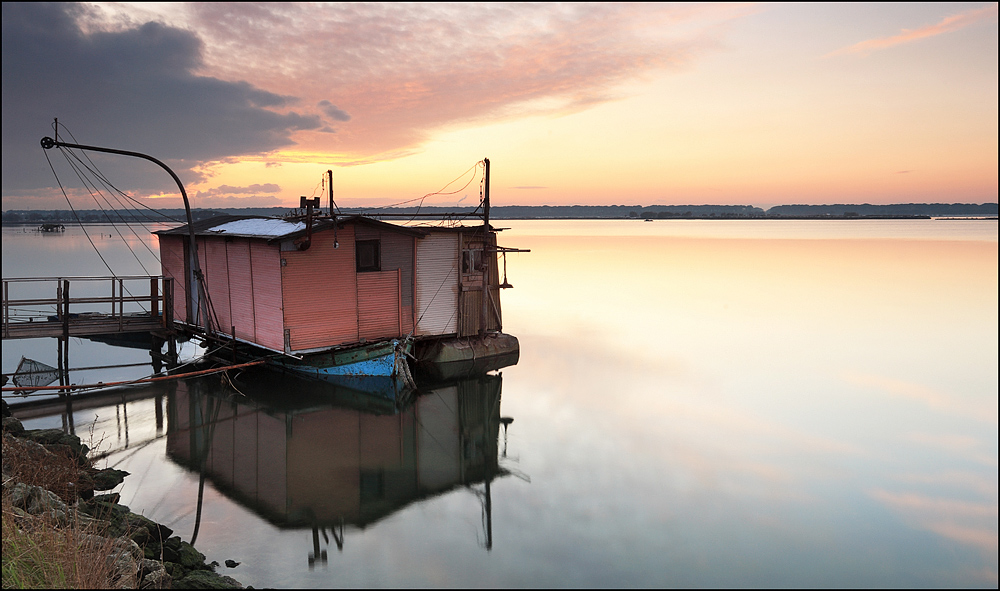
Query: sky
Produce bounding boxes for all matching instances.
[2,2,997,210]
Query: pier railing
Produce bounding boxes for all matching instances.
[2,275,173,339]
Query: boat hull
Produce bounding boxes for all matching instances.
[268,339,415,397]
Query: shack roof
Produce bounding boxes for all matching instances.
[155,214,434,242]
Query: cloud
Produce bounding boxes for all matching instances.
[1,3,320,199]
[194,194,285,209]
[175,3,747,157]
[318,100,351,122]
[2,3,749,204]
[199,183,281,196]
[827,4,998,57]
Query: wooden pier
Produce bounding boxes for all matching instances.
[2,275,173,340]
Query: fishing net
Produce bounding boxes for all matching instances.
[12,356,59,395]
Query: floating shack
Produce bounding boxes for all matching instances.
[155,215,518,383]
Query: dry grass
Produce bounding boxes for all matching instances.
[2,435,138,589]
[2,436,86,504]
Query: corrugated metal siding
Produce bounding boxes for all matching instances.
[381,233,413,334]
[202,237,232,333]
[282,227,359,352]
[250,240,284,351]
[355,225,414,312]
[158,235,187,322]
[226,239,256,343]
[414,233,458,336]
[358,270,401,341]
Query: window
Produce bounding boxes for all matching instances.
[462,246,484,275]
[356,240,380,272]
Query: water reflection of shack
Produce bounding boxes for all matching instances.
[165,372,504,534]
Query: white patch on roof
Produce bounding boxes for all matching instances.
[208,218,305,237]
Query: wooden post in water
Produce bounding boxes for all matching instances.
[150,276,159,319]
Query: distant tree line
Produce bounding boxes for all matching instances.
[2,202,995,224]
[764,203,998,217]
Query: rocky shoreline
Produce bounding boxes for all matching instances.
[2,402,245,589]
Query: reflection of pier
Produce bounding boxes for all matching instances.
[166,370,508,559]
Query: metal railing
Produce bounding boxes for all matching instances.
[2,275,174,339]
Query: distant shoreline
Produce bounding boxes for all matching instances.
[2,202,996,225]
[5,215,1000,227]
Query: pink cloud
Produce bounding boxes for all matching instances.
[164,3,749,161]
[828,4,998,57]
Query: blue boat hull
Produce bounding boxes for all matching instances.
[270,339,414,398]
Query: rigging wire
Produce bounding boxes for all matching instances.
[55,147,151,311]
[57,122,173,257]
[41,148,119,279]
[365,160,484,225]
[60,147,164,263]
[59,147,153,277]
[57,122,182,224]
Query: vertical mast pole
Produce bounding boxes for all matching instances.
[327,169,334,216]
[480,158,490,339]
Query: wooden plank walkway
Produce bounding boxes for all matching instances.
[2,275,173,340]
[3,313,165,339]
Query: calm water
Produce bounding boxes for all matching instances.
[3,219,997,587]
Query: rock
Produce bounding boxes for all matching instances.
[10,482,71,524]
[138,558,171,590]
[177,540,207,570]
[125,512,174,542]
[141,567,172,589]
[74,469,96,499]
[163,560,187,579]
[114,535,144,562]
[173,569,244,589]
[225,560,240,568]
[143,541,161,560]
[132,524,152,546]
[20,428,86,460]
[106,548,139,585]
[161,536,184,563]
[93,492,122,505]
[92,468,130,491]
[2,416,24,435]
[79,495,129,523]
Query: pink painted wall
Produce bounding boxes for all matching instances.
[225,239,256,343]
[158,234,187,322]
[250,241,284,351]
[281,226,359,352]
